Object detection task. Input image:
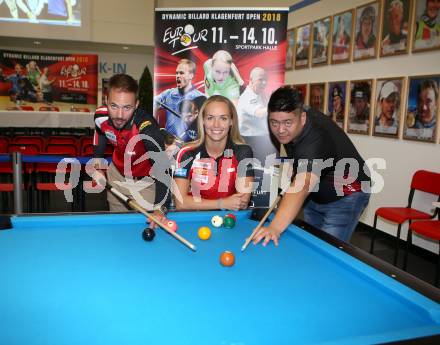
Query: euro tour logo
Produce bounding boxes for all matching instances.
[60,64,87,78]
[163,24,208,54]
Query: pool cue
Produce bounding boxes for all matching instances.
[96,174,196,251]
[155,100,182,118]
[241,193,283,252]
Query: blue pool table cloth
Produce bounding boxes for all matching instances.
[0,210,439,345]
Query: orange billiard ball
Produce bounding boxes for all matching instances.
[198,226,211,240]
[220,251,235,267]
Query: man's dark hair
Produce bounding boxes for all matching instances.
[108,73,138,96]
[419,79,439,100]
[268,86,304,113]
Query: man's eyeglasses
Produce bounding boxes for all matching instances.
[109,103,135,113]
[269,119,294,128]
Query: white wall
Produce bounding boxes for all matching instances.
[92,0,155,46]
[288,0,440,252]
[0,0,156,46]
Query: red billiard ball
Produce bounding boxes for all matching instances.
[225,213,236,222]
[220,251,235,267]
[166,220,178,232]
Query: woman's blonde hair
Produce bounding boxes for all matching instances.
[185,95,245,150]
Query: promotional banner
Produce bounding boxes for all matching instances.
[0,49,97,112]
[154,7,288,207]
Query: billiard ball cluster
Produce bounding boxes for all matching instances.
[142,214,237,267]
[211,213,236,229]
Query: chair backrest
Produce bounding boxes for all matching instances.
[44,144,77,157]
[19,105,35,111]
[12,136,45,151]
[47,136,78,146]
[411,170,440,196]
[39,106,60,111]
[81,144,94,156]
[0,137,9,153]
[8,143,40,155]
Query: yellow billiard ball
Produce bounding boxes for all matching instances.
[198,226,212,240]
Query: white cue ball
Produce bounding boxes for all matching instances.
[211,215,223,228]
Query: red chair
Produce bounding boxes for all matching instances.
[19,105,35,111]
[46,136,78,148]
[370,170,440,266]
[8,143,40,155]
[0,136,9,153]
[81,144,94,156]
[79,136,93,154]
[0,144,40,212]
[404,214,440,287]
[39,106,60,111]
[35,144,79,212]
[71,107,90,112]
[12,136,45,152]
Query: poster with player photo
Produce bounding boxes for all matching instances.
[332,10,354,63]
[327,81,347,129]
[353,1,380,60]
[403,75,439,142]
[348,79,373,134]
[309,83,326,113]
[285,28,295,70]
[292,83,308,105]
[380,0,413,56]
[295,23,311,69]
[312,17,331,66]
[373,77,404,138]
[412,0,440,52]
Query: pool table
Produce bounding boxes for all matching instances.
[1,210,440,345]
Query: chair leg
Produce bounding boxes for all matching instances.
[436,244,440,288]
[394,224,402,266]
[403,229,412,271]
[370,214,378,254]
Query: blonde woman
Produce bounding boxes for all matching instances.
[203,50,244,104]
[173,95,254,211]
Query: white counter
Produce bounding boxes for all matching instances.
[0,111,95,128]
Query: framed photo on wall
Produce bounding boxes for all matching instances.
[412,0,440,52]
[373,77,404,138]
[295,23,311,69]
[309,83,326,113]
[380,0,413,56]
[403,75,439,142]
[285,28,295,70]
[331,10,354,64]
[348,79,373,134]
[353,1,380,60]
[327,81,348,129]
[292,84,308,105]
[312,17,331,66]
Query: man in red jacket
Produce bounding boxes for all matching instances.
[93,74,169,217]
